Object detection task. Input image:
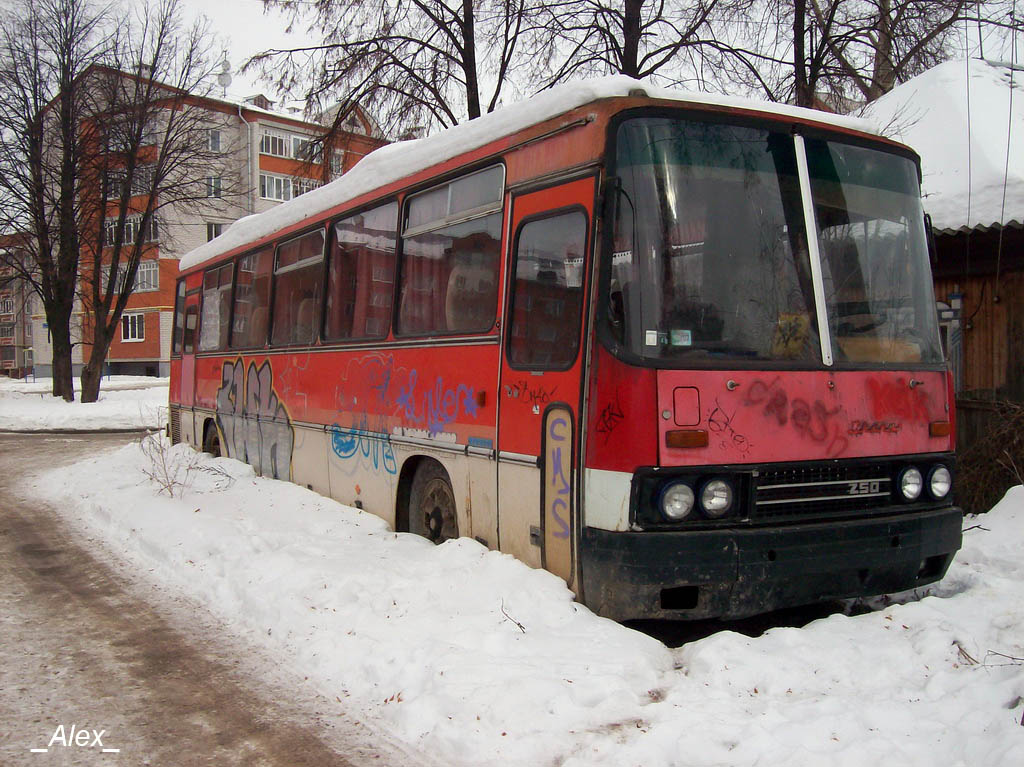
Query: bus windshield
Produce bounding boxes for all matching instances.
[609,116,943,366]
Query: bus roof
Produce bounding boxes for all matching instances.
[179,75,882,274]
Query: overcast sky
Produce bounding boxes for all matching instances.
[178,0,310,107]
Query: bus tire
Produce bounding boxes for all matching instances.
[408,459,458,544]
[202,421,221,458]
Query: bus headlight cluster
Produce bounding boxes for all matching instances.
[897,464,951,501]
[660,482,695,521]
[700,479,734,518]
[658,478,735,522]
[928,465,952,499]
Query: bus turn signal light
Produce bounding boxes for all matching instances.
[929,421,951,437]
[665,429,709,449]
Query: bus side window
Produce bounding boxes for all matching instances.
[508,209,588,368]
[271,230,325,347]
[325,201,398,341]
[199,263,233,351]
[171,280,186,355]
[231,247,273,348]
[183,306,198,354]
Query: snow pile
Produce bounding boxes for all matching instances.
[0,376,168,431]
[865,59,1024,232]
[24,440,1024,765]
[180,76,876,273]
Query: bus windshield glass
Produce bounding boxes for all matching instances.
[609,117,942,366]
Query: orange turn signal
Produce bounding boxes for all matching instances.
[665,429,709,449]
[929,420,952,437]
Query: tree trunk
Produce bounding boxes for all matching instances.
[621,0,644,78]
[48,315,75,402]
[793,0,814,107]
[462,0,481,120]
[869,0,895,100]
[80,324,112,403]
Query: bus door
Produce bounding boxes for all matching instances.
[497,175,596,588]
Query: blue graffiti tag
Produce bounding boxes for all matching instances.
[548,416,571,539]
[330,419,397,475]
[396,370,480,435]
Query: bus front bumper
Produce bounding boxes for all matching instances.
[579,506,963,621]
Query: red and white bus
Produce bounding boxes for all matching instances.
[169,78,962,620]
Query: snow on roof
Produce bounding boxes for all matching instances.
[180,76,879,272]
[864,59,1023,233]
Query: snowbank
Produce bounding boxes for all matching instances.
[0,376,168,431]
[23,438,1024,766]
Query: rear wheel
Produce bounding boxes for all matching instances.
[202,421,221,457]
[408,460,458,543]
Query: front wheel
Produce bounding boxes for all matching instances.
[408,459,459,543]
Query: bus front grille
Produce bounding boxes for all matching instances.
[752,462,895,521]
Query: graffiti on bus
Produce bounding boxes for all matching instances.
[215,358,294,480]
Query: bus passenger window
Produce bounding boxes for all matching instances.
[508,210,587,368]
[171,280,186,355]
[231,247,273,348]
[183,305,197,354]
[398,165,504,336]
[325,202,397,341]
[199,263,233,351]
[271,230,325,346]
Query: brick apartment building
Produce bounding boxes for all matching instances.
[30,77,386,378]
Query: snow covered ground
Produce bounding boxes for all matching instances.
[11,394,1024,765]
[0,375,168,431]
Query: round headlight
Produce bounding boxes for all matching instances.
[928,465,951,499]
[660,482,695,521]
[700,479,733,518]
[899,467,923,501]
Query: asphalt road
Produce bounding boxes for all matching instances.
[0,432,424,767]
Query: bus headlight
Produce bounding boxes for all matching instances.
[928,465,951,499]
[660,482,695,521]
[898,466,923,501]
[700,479,733,518]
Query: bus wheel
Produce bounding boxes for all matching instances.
[409,460,458,544]
[202,422,221,458]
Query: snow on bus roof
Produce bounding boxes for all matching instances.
[179,76,880,273]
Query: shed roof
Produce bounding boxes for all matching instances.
[864,59,1023,234]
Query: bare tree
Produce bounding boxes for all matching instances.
[0,0,108,400]
[0,0,235,402]
[538,0,747,88]
[717,1,1023,109]
[250,0,548,136]
[76,0,234,403]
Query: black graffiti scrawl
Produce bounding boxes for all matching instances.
[215,359,294,481]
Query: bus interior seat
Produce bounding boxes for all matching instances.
[294,297,315,344]
[249,307,268,346]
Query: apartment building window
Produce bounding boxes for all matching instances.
[260,129,289,158]
[207,222,225,241]
[208,128,222,152]
[0,295,12,314]
[293,177,322,197]
[206,176,222,198]
[292,136,321,163]
[135,260,159,292]
[104,166,155,198]
[0,323,14,338]
[330,149,345,179]
[259,173,291,201]
[103,259,159,294]
[104,216,159,248]
[121,312,145,342]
